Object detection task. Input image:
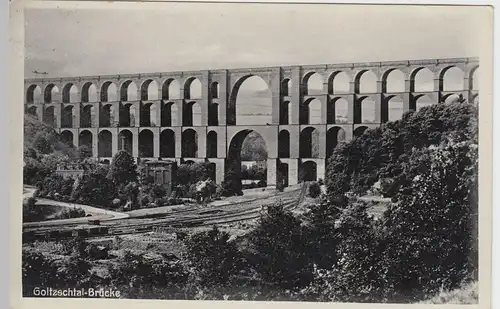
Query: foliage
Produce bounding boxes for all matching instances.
[325,102,478,197]
[240,132,268,161]
[248,202,313,290]
[54,207,87,220]
[377,141,478,302]
[307,181,321,198]
[109,250,190,298]
[176,162,214,187]
[221,164,243,197]
[71,165,117,207]
[22,249,91,296]
[184,226,244,286]
[107,150,138,188]
[23,197,43,222]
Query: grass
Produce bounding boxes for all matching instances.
[419,281,478,304]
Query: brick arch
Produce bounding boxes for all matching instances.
[381,68,408,93]
[140,79,160,101]
[119,80,138,101]
[327,70,352,94]
[228,73,273,126]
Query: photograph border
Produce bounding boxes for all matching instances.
[9,1,494,309]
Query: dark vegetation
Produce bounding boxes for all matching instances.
[23,102,478,302]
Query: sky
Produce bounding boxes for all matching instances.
[24,2,484,125]
[24,3,483,78]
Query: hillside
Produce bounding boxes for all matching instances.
[326,102,478,196]
[24,114,78,158]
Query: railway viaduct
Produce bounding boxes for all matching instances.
[24,57,479,186]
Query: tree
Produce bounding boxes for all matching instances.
[107,150,138,187]
[184,226,243,286]
[248,202,313,290]
[379,141,478,301]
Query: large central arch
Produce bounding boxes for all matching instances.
[228,75,272,126]
[226,129,268,190]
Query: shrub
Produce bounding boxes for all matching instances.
[248,202,313,290]
[308,181,321,198]
[378,141,478,301]
[184,226,244,286]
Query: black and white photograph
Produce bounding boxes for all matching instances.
[12,0,493,306]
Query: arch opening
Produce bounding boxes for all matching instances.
[183,102,202,126]
[299,127,320,158]
[81,82,98,103]
[139,130,154,158]
[281,78,291,96]
[78,130,93,158]
[100,104,115,127]
[162,79,181,100]
[120,80,138,101]
[355,70,377,94]
[26,106,38,118]
[44,84,60,103]
[301,98,322,125]
[278,161,289,187]
[161,102,179,127]
[60,130,74,147]
[81,105,95,128]
[280,101,291,125]
[383,96,404,123]
[61,106,74,128]
[354,97,376,124]
[227,130,268,190]
[328,71,350,94]
[414,95,435,112]
[184,78,202,100]
[98,130,113,157]
[411,68,434,92]
[354,126,368,138]
[160,129,175,158]
[326,127,346,158]
[207,131,218,158]
[278,130,290,158]
[118,130,133,155]
[140,103,156,127]
[299,161,317,182]
[210,82,220,99]
[62,83,78,103]
[383,69,405,93]
[182,129,198,157]
[330,98,349,124]
[141,80,159,101]
[441,66,464,91]
[43,106,56,127]
[26,85,42,103]
[230,75,272,125]
[101,82,118,102]
[304,72,323,96]
[208,103,219,126]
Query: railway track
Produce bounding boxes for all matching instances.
[24,183,308,241]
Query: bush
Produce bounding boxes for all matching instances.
[308,181,321,198]
[378,141,478,301]
[248,202,313,290]
[54,207,86,220]
[184,226,244,286]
